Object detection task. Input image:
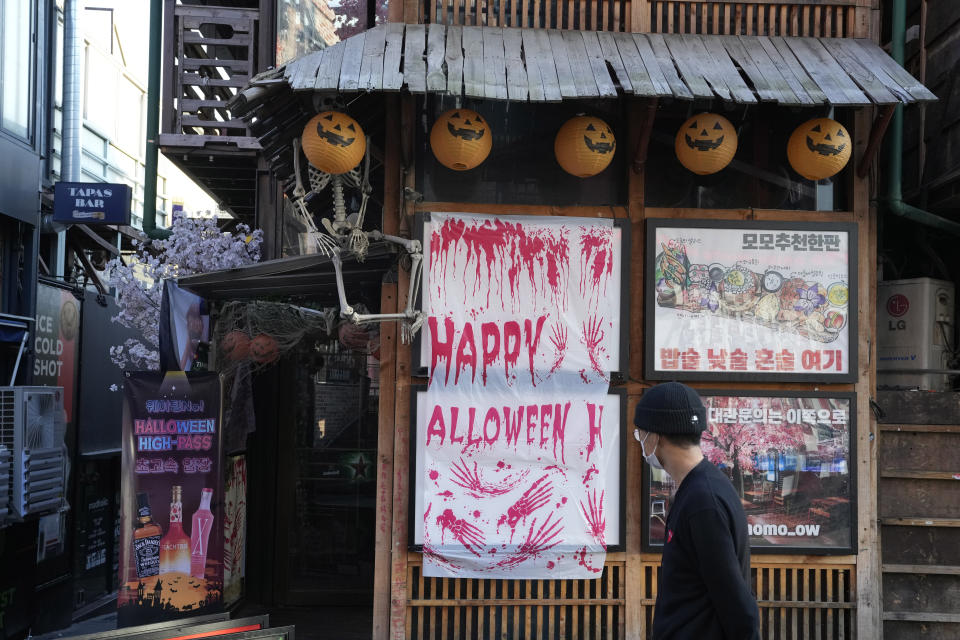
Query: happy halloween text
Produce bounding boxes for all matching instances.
[424,399,607,465]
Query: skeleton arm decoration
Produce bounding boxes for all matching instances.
[291,138,426,342]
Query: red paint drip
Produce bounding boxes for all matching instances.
[579,227,614,300]
[429,469,439,481]
[582,465,599,485]
[575,546,604,574]
[429,218,571,312]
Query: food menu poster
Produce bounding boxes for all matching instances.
[645,392,855,554]
[118,371,224,627]
[646,219,857,382]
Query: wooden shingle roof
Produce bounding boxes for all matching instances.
[270,25,935,106]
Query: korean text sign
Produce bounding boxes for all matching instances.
[645,392,855,554]
[415,213,624,578]
[118,372,224,626]
[646,219,857,382]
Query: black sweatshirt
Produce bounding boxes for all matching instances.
[652,458,760,640]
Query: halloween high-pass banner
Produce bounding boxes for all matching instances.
[416,213,623,578]
[118,372,223,626]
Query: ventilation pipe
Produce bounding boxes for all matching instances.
[142,0,170,239]
[59,0,84,273]
[885,0,960,235]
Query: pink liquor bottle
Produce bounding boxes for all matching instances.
[190,488,215,579]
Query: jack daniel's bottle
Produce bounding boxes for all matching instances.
[133,492,163,578]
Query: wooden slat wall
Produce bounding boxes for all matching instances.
[171,5,258,139]
[420,0,875,35]
[876,393,960,639]
[406,557,626,639]
[640,562,856,639]
[646,2,863,37]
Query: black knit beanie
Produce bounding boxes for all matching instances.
[633,382,707,435]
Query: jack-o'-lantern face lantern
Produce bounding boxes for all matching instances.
[675,113,738,175]
[554,116,617,178]
[430,108,493,171]
[787,117,851,180]
[301,110,366,174]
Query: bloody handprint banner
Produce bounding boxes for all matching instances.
[644,391,855,554]
[645,219,857,382]
[414,213,626,578]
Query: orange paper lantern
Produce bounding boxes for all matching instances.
[301,111,366,174]
[675,113,738,175]
[430,108,493,171]
[250,333,279,364]
[787,117,851,180]
[554,116,616,178]
[221,330,251,361]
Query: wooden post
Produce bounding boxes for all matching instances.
[625,97,648,640]
[853,106,882,640]
[373,94,404,639]
[632,0,649,33]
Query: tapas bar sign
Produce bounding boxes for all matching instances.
[645,219,857,382]
[54,181,132,225]
[645,391,855,554]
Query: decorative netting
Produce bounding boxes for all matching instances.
[213,300,381,378]
[213,299,381,451]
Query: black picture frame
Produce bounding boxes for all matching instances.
[644,218,858,383]
[412,212,631,382]
[408,385,628,554]
[641,389,857,555]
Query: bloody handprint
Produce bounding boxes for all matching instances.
[548,323,568,375]
[579,489,606,546]
[449,458,528,498]
[497,475,553,542]
[581,316,609,381]
[436,508,486,557]
[493,511,564,570]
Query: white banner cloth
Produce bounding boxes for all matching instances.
[419,213,621,578]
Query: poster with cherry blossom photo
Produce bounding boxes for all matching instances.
[644,391,855,554]
[645,219,858,382]
[413,212,628,578]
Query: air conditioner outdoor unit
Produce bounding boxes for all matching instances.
[0,387,67,519]
[0,445,10,522]
[877,278,956,391]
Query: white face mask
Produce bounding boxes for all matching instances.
[640,432,665,471]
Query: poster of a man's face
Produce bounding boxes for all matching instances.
[160,281,209,372]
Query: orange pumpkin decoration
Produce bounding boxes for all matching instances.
[675,113,738,175]
[430,108,493,171]
[554,116,616,178]
[301,111,366,174]
[221,330,251,361]
[787,117,851,180]
[250,333,279,364]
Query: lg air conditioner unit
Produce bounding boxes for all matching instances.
[0,387,67,518]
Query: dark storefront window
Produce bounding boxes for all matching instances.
[645,105,850,212]
[278,338,378,605]
[417,97,627,207]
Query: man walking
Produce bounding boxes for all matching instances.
[634,382,760,640]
